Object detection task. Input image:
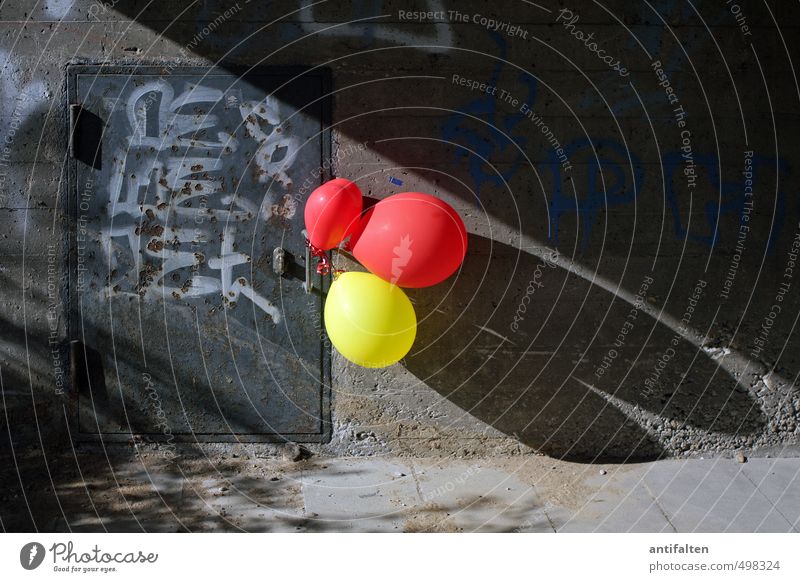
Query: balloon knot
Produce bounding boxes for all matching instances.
[306,239,332,275]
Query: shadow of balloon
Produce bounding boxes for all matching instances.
[404,235,767,462]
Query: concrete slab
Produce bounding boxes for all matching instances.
[65,459,186,532]
[300,458,419,532]
[640,460,795,533]
[555,469,674,532]
[742,458,800,532]
[5,449,800,532]
[176,459,306,532]
[411,459,551,532]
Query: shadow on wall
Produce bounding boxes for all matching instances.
[404,235,767,462]
[9,1,783,463]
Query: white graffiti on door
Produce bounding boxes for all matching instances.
[240,96,302,190]
[98,80,298,324]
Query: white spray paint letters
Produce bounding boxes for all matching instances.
[99,80,301,324]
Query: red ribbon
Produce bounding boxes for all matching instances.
[306,239,332,275]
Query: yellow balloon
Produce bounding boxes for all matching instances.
[324,272,417,368]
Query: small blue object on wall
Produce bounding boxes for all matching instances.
[389,176,403,186]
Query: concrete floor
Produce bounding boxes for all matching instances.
[4,450,798,532]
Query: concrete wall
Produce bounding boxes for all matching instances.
[2,0,800,462]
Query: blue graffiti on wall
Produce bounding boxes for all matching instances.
[440,33,537,203]
[544,138,644,251]
[442,33,643,247]
[440,25,795,255]
[579,0,727,115]
[663,153,789,251]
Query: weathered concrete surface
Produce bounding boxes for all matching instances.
[1,0,800,504]
[1,448,798,532]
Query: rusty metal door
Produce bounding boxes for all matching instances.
[66,65,331,442]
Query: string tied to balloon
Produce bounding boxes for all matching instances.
[305,238,349,282]
[306,238,332,275]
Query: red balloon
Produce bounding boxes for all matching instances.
[350,192,467,288]
[304,178,363,250]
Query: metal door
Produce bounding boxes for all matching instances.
[66,65,331,442]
